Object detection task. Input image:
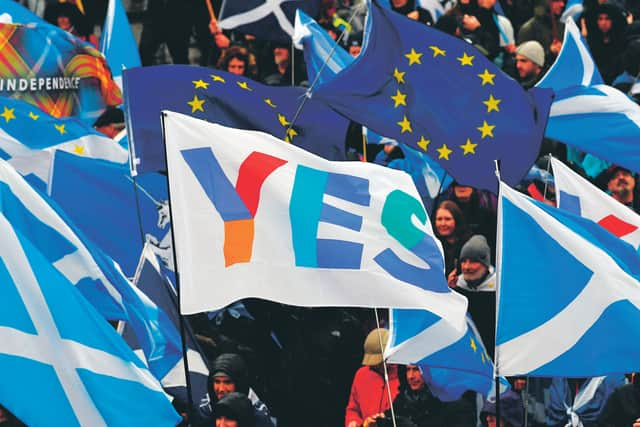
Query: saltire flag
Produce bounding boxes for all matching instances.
[123,243,209,406]
[0,208,181,427]
[99,0,141,90]
[560,0,583,23]
[163,111,468,342]
[387,309,497,400]
[312,0,552,193]
[0,97,128,192]
[536,18,640,175]
[123,65,349,175]
[48,150,169,276]
[218,0,322,43]
[0,159,183,381]
[551,157,640,250]
[0,21,121,124]
[496,182,640,376]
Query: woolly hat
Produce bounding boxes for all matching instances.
[515,41,545,67]
[459,235,491,268]
[480,390,524,427]
[210,353,249,395]
[362,328,389,366]
[213,392,256,427]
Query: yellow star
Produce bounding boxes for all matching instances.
[277,113,290,127]
[210,74,226,83]
[457,52,474,66]
[264,98,277,108]
[192,79,209,89]
[460,138,478,155]
[286,128,298,140]
[73,144,85,155]
[187,95,205,113]
[417,135,430,151]
[478,69,496,86]
[397,115,412,133]
[477,120,495,139]
[1,107,16,123]
[429,45,446,57]
[236,81,252,91]
[29,111,39,120]
[54,123,66,134]
[404,48,423,66]
[481,353,486,364]
[437,144,453,160]
[483,94,501,112]
[470,337,477,352]
[393,67,406,84]
[390,89,407,108]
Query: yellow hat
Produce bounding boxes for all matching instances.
[361,328,389,366]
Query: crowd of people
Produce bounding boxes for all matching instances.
[3,0,640,426]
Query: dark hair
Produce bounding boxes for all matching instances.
[217,45,259,79]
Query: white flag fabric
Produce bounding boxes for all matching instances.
[164,111,467,334]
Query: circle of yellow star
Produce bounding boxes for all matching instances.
[477,69,496,86]
[404,48,423,66]
[470,337,477,352]
[460,138,478,155]
[73,144,85,155]
[429,46,446,57]
[483,94,501,113]
[192,79,209,89]
[286,128,298,140]
[393,68,406,84]
[277,113,290,127]
[264,98,277,108]
[187,95,205,113]
[417,136,430,151]
[397,115,413,133]
[457,52,475,66]
[390,89,407,108]
[236,81,252,91]
[1,107,16,123]
[210,74,226,83]
[437,144,453,160]
[477,121,495,139]
[54,124,66,135]
[29,111,39,120]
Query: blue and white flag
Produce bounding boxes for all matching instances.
[100,0,141,90]
[0,0,43,24]
[536,18,640,175]
[0,210,181,427]
[552,157,640,250]
[219,0,322,42]
[0,97,128,192]
[560,0,583,23]
[496,182,640,376]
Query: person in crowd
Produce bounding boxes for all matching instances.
[599,374,640,427]
[433,200,473,275]
[459,0,515,62]
[213,392,256,427]
[198,353,274,427]
[514,40,546,88]
[93,107,125,139]
[585,3,628,84]
[547,376,626,426]
[480,389,525,427]
[346,32,363,57]
[595,165,640,213]
[346,328,399,427]
[390,0,435,24]
[518,0,566,62]
[447,234,497,357]
[45,1,98,47]
[138,0,194,65]
[262,42,308,86]
[216,45,259,79]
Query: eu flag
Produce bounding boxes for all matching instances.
[313,0,553,193]
[124,65,349,174]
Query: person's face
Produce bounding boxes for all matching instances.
[273,47,290,65]
[227,57,246,76]
[216,416,239,427]
[461,258,488,282]
[597,13,612,33]
[348,45,362,57]
[608,170,635,195]
[56,15,72,31]
[435,208,456,237]
[454,185,474,202]
[550,0,565,16]
[213,375,236,400]
[406,365,425,391]
[477,0,496,9]
[391,0,408,6]
[515,54,541,79]
[486,414,505,427]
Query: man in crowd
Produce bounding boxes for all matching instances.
[515,40,546,88]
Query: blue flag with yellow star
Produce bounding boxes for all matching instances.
[312,0,553,193]
[123,65,349,174]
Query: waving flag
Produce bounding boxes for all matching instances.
[164,111,468,341]
[218,0,321,42]
[0,0,43,23]
[0,97,127,192]
[124,65,348,175]
[496,182,640,376]
[100,0,141,90]
[536,19,640,175]
[0,210,180,427]
[312,0,552,193]
[552,157,640,250]
[560,0,584,23]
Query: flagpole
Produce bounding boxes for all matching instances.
[374,308,397,427]
[129,174,147,253]
[543,153,552,202]
[160,111,195,422]
[493,159,502,427]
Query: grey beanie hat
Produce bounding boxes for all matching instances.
[515,40,545,67]
[460,235,491,267]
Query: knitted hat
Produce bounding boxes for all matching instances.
[210,353,249,395]
[459,235,491,268]
[362,328,389,366]
[213,392,256,427]
[515,41,545,67]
